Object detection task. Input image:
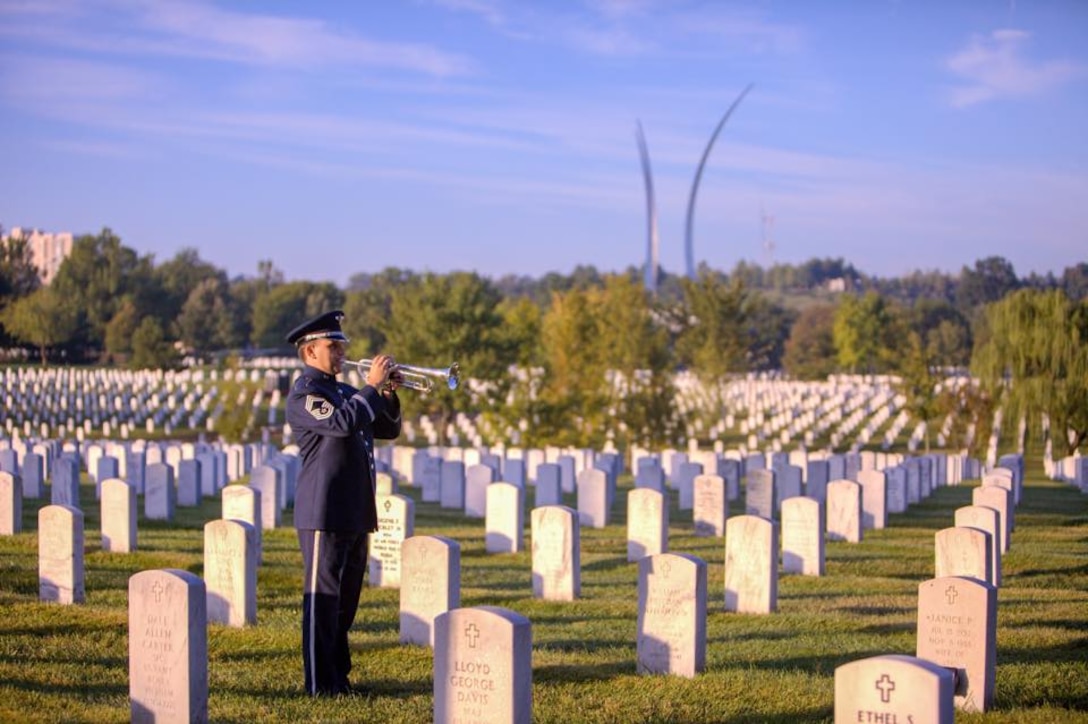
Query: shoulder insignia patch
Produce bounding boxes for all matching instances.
[305,394,333,420]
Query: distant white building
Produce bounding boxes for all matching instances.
[826,277,847,293]
[1,227,74,285]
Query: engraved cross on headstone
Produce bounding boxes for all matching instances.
[875,673,896,703]
[464,622,480,648]
[151,581,165,603]
[945,584,959,605]
[384,498,392,513]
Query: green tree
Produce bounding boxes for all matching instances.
[956,256,1019,313]
[342,268,415,359]
[906,299,972,368]
[894,331,941,452]
[783,303,838,380]
[972,288,1088,455]
[0,233,41,345]
[152,247,224,324]
[674,270,750,380]
[592,274,678,449]
[383,272,513,446]
[178,277,236,355]
[833,291,895,373]
[130,317,179,370]
[50,228,156,359]
[0,286,78,364]
[537,288,610,447]
[250,281,344,348]
[104,298,140,364]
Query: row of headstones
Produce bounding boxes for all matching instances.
[1049,454,1088,493]
[18,464,1020,722]
[123,553,986,722]
[0,435,300,511]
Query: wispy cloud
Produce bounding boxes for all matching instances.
[946,29,1085,107]
[0,0,475,76]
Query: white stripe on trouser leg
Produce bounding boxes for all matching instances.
[308,530,322,695]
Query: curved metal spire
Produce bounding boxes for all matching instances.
[684,83,754,279]
[635,120,660,294]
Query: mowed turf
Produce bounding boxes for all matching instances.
[0,459,1086,723]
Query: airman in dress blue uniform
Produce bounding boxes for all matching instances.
[284,309,402,697]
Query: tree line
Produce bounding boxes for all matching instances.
[1,228,1085,455]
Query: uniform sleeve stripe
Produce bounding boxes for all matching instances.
[353,392,375,422]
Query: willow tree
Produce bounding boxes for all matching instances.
[972,289,1088,455]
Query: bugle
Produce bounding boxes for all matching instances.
[342,358,460,393]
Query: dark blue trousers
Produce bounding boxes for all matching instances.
[297,529,369,696]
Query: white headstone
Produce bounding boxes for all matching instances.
[724,514,777,614]
[100,478,136,553]
[38,504,84,604]
[531,505,580,601]
[781,496,824,576]
[972,485,1012,553]
[916,576,997,712]
[576,468,609,529]
[834,654,954,724]
[203,518,257,627]
[222,485,262,563]
[934,527,992,584]
[433,606,532,724]
[369,494,415,587]
[400,535,461,647]
[856,469,888,530]
[827,480,863,543]
[693,474,726,537]
[129,569,208,724]
[465,464,494,519]
[627,488,668,562]
[954,505,1002,587]
[1,471,22,535]
[636,552,707,678]
[485,483,524,554]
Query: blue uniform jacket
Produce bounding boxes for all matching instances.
[286,365,401,533]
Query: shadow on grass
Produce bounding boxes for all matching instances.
[535,659,636,683]
[998,637,1088,665]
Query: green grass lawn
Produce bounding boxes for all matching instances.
[1,466,1086,723]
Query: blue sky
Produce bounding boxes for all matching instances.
[0,0,1085,286]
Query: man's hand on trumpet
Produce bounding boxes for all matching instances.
[365,354,402,396]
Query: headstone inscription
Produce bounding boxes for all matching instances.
[39,503,85,604]
[827,480,863,543]
[637,552,707,678]
[400,535,461,647]
[433,606,532,724]
[834,654,954,724]
[129,569,208,724]
[954,505,1002,587]
[627,488,667,562]
[724,514,777,614]
[203,518,257,627]
[916,576,997,712]
[531,505,580,601]
[934,527,992,584]
[369,493,415,587]
[693,474,726,537]
[781,496,824,576]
